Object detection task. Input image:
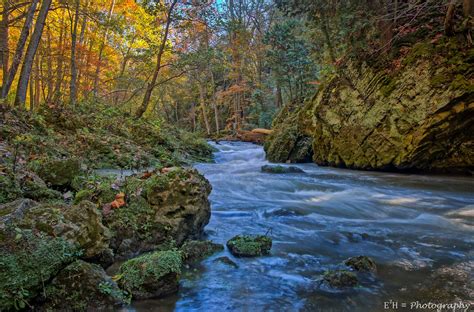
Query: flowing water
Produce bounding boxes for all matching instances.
[131,141,474,312]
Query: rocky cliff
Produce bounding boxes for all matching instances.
[265,37,474,174]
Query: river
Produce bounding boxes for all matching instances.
[131,141,474,311]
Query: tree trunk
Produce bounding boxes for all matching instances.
[276,82,283,108]
[53,16,65,102]
[0,0,9,91]
[93,0,115,98]
[199,82,211,135]
[69,0,80,106]
[135,0,178,118]
[15,0,52,106]
[1,0,39,99]
[445,0,457,36]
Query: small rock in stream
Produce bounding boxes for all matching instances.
[323,270,358,288]
[344,256,377,273]
[214,256,239,268]
[226,234,272,257]
[261,165,304,174]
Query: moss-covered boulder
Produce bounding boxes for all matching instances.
[344,256,377,273]
[41,260,127,311]
[36,158,81,188]
[181,240,224,263]
[105,168,211,259]
[226,235,272,257]
[266,37,474,174]
[323,270,358,288]
[1,199,111,260]
[118,250,182,299]
[0,168,61,204]
[0,230,80,310]
[261,165,304,174]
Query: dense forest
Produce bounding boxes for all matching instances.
[0,0,473,311]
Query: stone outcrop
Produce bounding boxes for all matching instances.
[0,199,111,260]
[40,260,127,311]
[102,168,212,259]
[265,38,473,174]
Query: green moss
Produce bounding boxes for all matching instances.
[380,76,398,97]
[36,158,81,188]
[0,231,80,310]
[74,189,95,204]
[0,174,21,204]
[118,250,182,294]
[226,235,272,257]
[402,42,434,66]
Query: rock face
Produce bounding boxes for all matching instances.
[105,168,212,259]
[265,39,474,174]
[41,260,127,311]
[118,250,182,300]
[226,235,272,257]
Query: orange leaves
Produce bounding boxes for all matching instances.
[103,192,126,216]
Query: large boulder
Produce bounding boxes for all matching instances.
[0,199,111,260]
[104,168,212,259]
[266,38,473,174]
[41,260,127,311]
[36,158,81,187]
[226,235,272,257]
[0,230,80,310]
[118,250,182,300]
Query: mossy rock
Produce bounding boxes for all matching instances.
[323,270,358,288]
[36,158,81,188]
[118,250,182,299]
[1,199,112,260]
[111,168,211,258]
[226,235,272,257]
[344,256,377,273]
[0,231,80,311]
[42,260,127,311]
[181,240,224,263]
[261,165,304,174]
[0,171,21,204]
